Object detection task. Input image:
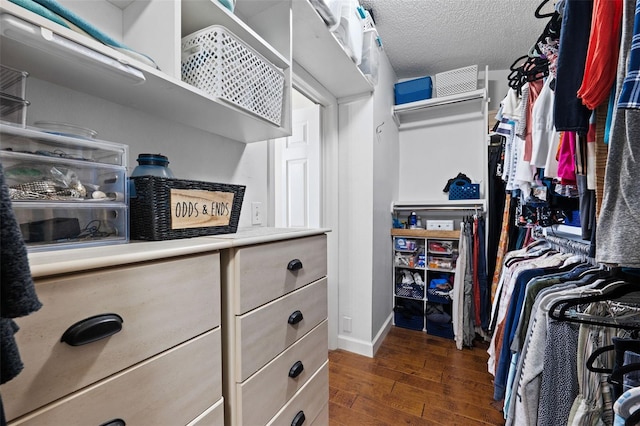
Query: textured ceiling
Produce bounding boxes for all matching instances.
[360,0,553,80]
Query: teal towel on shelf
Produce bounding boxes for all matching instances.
[8,0,69,28]
[8,0,159,69]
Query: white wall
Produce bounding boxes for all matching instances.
[336,49,398,357]
[25,78,268,228]
[398,110,486,201]
[484,68,511,113]
[337,94,374,354]
[371,52,399,351]
[396,68,511,203]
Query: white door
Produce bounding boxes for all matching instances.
[275,103,321,228]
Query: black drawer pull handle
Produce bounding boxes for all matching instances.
[288,310,304,325]
[289,361,304,378]
[61,313,123,346]
[287,259,303,271]
[291,411,306,426]
[99,419,126,426]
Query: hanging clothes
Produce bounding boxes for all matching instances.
[452,222,467,351]
[507,273,601,425]
[537,318,581,426]
[462,219,475,348]
[488,140,507,286]
[475,216,490,330]
[497,236,640,426]
[557,131,578,185]
[554,0,594,133]
[523,79,545,163]
[530,75,561,178]
[597,0,640,267]
[577,0,624,110]
[491,250,576,401]
[491,193,513,302]
[568,303,620,426]
[617,0,640,109]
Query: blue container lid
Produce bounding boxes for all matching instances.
[137,153,170,166]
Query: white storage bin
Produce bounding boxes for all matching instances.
[359,28,382,85]
[357,6,375,31]
[331,0,364,65]
[181,25,285,126]
[309,0,344,31]
[434,65,478,97]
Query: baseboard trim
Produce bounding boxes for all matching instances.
[336,314,393,358]
[372,313,393,356]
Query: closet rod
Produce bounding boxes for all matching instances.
[393,205,484,212]
[393,88,486,113]
[391,200,486,213]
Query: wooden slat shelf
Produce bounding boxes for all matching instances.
[390,229,460,239]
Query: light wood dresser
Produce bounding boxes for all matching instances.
[221,233,329,426]
[1,250,224,425]
[1,228,329,425]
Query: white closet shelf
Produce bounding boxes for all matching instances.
[0,1,291,143]
[392,88,487,128]
[292,0,373,99]
[391,200,487,213]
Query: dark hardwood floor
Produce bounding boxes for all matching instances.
[328,326,505,425]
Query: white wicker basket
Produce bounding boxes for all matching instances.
[434,65,478,97]
[181,25,285,126]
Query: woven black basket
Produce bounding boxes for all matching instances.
[130,176,245,241]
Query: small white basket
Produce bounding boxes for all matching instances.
[181,25,285,126]
[434,65,478,97]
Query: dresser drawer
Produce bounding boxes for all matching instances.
[235,278,327,381]
[10,328,222,426]
[237,321,328,425]
[311,403,329,426]
[266,361,329,426]
[230,235,327,314]
[188,398,224,426]
[2,252,221,421]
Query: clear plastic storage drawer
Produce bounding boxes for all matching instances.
[0,65,28,99]
[1,122,129,251]
[12,203,128,250]
[2,151,126,202]
[1,123,126,166]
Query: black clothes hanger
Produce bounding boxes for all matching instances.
[586,344,616,373]
[586,338,640,374]
[548,281,640,330]
[535,0,555,18]
[507,55,550,95]
[532,12,562,57]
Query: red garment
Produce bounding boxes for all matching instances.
[577,0,623,110]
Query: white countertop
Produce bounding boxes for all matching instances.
[28,227,330,278]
